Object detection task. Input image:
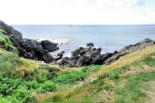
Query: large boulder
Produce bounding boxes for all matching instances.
[42,40,59,52]
[19,39,54,63]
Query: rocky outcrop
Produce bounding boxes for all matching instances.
[1,20,154,67]
[56,47,114,67]
[42,40,59,52]
[0,20,22,50]
[56,38,155,67]
[104,38,155,65]
[0,20,59,63]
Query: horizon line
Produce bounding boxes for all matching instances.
[11,24,155,26]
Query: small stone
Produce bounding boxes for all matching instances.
[90,78,97,83]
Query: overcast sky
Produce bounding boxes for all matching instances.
[0,0,155,24]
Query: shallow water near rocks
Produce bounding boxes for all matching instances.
[12,25,155,57]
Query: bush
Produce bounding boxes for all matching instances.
[41,81,56,92]
[82,65,101,73]
[53,71,87,84]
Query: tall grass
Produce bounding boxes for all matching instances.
[38,45,155,103]
[0,29,17,50]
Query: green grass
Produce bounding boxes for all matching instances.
[39,45,155,103]
[113,71,155,103]
[0,47,102,103]
[0,30,155,103]
[0,29,17,50]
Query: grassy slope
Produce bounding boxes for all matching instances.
[1,28,155,103]
[39,45,155,103]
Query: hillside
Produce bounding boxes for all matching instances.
[0,26,155,103]
[37,45,155,103]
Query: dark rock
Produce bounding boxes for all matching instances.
[104,38,155,65]
[38,67,59,72]
[54,51,64,60]
[57,47,102,67]
[86,43,94,47]
[92,53,113,65]
[34,46,54,63]
[42,40,59,52]
[0,20,22,44]
[143,38,153,43]
[0,20,22,53]
[56,57,72,67]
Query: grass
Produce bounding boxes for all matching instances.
[38,45,155,103]
[0,29,17,50]
[1,28,155,103]
[0,47,102,103]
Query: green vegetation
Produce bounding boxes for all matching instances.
[0,29,17,50]
[53,65,102,84]
[38,45,155,103]
[0,43,102,103]
[1,29,155,103]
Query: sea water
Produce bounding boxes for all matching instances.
[12,25,155,57]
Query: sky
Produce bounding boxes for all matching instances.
[0,0,155,24]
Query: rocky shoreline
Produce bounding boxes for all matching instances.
[0,20,155,68]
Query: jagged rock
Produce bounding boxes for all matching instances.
[57,47,103,67]
[52,51,64,60]
[92,53,113,65]
[104,38,155,65]
[86,43,94,47]
[0,20,60,63]
[42,40,59,52]
[0,20,22,48]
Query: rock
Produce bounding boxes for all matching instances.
[86,43,94,47]
[57,47,102,67]
[42,40,59,52]
[90,78,97,83]
[56,57,72,67]
[38,67,59,72]
[0,20,22,45]
[143,38,153,43]
[92,53,113,65]
[54,51,64,60]
[34,46,54,63]
[104,38,155,65]
[0,20,22,51]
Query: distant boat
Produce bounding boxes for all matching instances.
[69,25,73,27]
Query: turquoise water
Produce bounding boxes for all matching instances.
[12,25,155,56]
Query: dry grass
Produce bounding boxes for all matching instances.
[89,45,155,79]
[32,45,155,103]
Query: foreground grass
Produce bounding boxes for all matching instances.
[38,45,155,103]
[0,48,102,103]
[1,29,155,103]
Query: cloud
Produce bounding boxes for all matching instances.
[0,0,154,24]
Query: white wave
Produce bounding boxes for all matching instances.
[34,38,71,45]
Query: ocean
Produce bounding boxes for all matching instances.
[12,25,155,57]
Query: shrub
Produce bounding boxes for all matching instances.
[41,81,56,92]
[53,71,87,84]
[82,65,101,73]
